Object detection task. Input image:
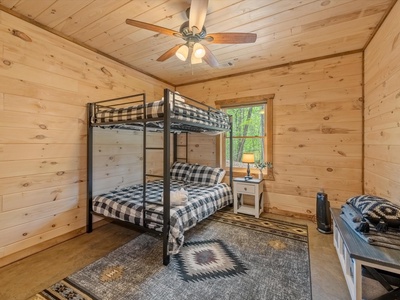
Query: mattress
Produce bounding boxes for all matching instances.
[92,179,233,254]
[92,99,230,131]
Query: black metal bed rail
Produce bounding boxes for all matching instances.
[89,89,230,135]
[144,219,164,226]
[91,212,165,237]
[90,110,229,133]
[170,96,230,132]
[87,102,93,233]
[143,205,164,210]
[170,91,220,113]
[170,97,230,125]
[145,174,163,178]
[92,93,146,124]
[162,88,171,266]
[92,115,229,132]
[168,118,230,131]
[93,93,145,107]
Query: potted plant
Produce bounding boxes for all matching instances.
[254,161,273,179]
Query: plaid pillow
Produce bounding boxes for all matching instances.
[187,164,225,186]
[170,162,192,182]
[217,169,226,183]
[347,195,400,227]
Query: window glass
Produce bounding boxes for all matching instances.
[225,104,265,167]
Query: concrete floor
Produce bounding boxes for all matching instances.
[0,215,354,300]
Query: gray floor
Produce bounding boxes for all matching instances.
[0,213,381,300]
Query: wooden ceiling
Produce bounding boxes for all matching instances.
[0,0,396,86]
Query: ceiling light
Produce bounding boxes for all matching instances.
[193,43,205,58]
[191,51,202,64]
[175,44,189,61]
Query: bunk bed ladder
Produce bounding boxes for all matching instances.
[141,93,164,232]
[143,145,165,228]
[174,132,188,163]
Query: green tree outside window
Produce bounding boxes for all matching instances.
[225,104,265,168]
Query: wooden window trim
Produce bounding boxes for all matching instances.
[215,94,275,181]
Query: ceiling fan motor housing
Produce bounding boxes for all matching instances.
[179,21,207,43]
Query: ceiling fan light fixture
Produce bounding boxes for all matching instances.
[193,42,206,58]
[126,1,256,68]
[175,44,189,61]
[191,51,202,64]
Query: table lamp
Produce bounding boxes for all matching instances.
[242,153,255,180]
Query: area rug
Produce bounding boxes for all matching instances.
[32,211,311,300]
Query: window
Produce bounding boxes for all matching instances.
[215,94,274,180]
[226,104,265,165]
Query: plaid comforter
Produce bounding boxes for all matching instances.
[92,180,233,254]
[94,99,230,130]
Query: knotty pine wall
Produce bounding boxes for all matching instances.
[364,0,400,205]
[1,2,398,267]
[0,11,172,266]
[178,53,364,219]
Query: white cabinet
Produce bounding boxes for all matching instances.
[331,208,400,300]
[233,178,264,218]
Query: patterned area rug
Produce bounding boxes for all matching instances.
[32,211,311,300]
[175,239,248,282]
[210,209,308,242]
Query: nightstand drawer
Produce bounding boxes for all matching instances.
[236,183,255,194]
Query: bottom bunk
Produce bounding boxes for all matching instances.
[91,178,233,255]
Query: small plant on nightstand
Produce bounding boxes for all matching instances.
[254,161,273,179]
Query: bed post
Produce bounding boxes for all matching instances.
[163,88,171,266]
[87,103,93,233]
[229,115,233,187]
[185,132,188,163]
[142,93,148,227]
[173,133,178,163]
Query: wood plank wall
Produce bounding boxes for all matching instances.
[178,53,364,219]
[3,1,395,265]
[0,11,172,266]
[184,133,217,167]
[364,1,400,205]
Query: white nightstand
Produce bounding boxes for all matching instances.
[233,178,264,218]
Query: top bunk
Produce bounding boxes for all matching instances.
[88,89,231,134]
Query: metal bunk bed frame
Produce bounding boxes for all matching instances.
[86,88,233,265]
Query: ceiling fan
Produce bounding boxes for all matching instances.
[125,0,257,67]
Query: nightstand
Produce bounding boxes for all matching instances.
[233,178,264,218]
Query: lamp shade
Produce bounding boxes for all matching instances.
[191,51,202,64]
[175,45,189,61]
[242,153,255,163]
[193,43,206,58]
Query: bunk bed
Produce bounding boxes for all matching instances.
[87,88,233,265]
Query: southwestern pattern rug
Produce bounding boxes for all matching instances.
[32,211,311,300]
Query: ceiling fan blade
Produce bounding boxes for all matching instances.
[189,0,209,34]
[206,32,257,44]
[156,44,184,62]
[126,19,179,37]
[202,45,219,68]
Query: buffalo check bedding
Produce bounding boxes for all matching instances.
[93,99,230,130]
[92,179,233,254]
